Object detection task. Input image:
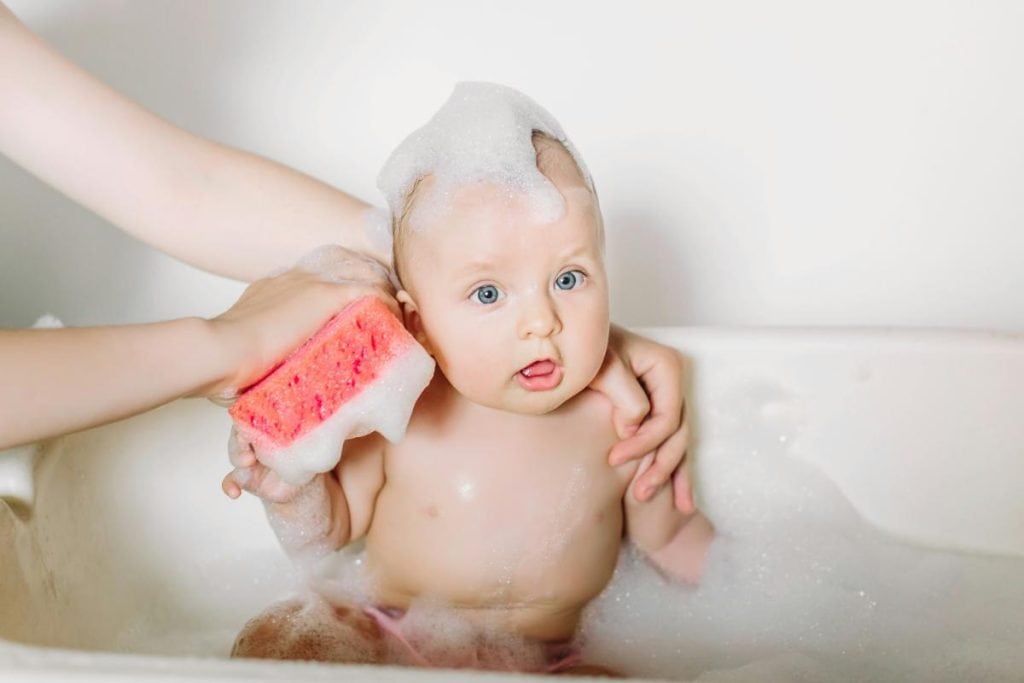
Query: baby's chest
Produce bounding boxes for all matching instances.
[368,404,633,606]
[399,437,614,498]
[383,405,627,528]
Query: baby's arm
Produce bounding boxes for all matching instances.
[224,434,386,560]
[0,4,386,282]
[623,456,714,584]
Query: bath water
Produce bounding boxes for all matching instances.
[107,377,1024,680]
[578,379,1024,680]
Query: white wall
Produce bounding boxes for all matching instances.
[2,0,1022,331]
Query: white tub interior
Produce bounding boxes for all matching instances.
[2,327,1022,681]
[3,3,1024,680]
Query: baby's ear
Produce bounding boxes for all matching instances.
[396,289,432,354]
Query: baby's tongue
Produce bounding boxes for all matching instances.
[522,360,555,377]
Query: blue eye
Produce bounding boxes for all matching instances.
[472,284,503,305]
[555,270,585,291]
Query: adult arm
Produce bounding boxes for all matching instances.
[0,3,386,282]
[0,319,233,450]
[0,4,695,495]
[0,267,391,450]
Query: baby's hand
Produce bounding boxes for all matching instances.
[221,428,304,504]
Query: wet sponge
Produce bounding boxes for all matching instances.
[229,296,434,484]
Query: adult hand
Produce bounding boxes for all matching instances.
[201,246,397,401]
[589,325,694,513]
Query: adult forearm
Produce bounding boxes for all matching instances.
[0,6,386,282]
[0,319,230,449]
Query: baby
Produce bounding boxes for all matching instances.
[226,83,714,674]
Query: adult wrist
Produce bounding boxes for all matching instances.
[186,316,242,400]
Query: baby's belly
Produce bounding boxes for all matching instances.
[364,484,625,641]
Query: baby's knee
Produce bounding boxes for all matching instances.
[231,597,385,664]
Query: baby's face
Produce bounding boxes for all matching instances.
[399,180,610,415]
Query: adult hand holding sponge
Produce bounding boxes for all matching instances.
[228,295,434,486]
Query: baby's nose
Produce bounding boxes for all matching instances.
[517,295,561,339]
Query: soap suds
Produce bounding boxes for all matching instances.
[377,82,593,233]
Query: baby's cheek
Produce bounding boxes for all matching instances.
[442,353,502,402]
[577,323,610,381]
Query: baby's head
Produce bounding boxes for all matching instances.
[378,83,609,415]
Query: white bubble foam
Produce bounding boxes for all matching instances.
[32,313,64,329]
[223,372,1024,679]
[262,476,338,562]
[376,81,593,233]
[577,377,1024,681]
[389,599,554,671]
[294,244,393,288]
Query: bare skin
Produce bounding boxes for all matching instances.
[232,374,712,670]
[0,259,395,450]
[368,376,711,640]
[227,144,714,671]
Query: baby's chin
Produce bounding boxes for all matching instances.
[504,391,573,416]
[467,380,587,416]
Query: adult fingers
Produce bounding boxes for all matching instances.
[608,354,685,466]
[632,421,688,501]
[589,349,650,440]
[296,246,400,318]
[671,464,696,514]
[296,245,394,290]
[347,282,402,319]
[608,394,684,466]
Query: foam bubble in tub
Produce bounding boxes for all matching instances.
[229,296,434,485]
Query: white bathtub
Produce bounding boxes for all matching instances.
[1,326,1021,682]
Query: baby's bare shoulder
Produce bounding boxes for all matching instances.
[549,389,618,449]
[560,388,615,425]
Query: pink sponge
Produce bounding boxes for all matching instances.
[229,296,434,484]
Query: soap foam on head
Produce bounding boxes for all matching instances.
[377,82,594,235]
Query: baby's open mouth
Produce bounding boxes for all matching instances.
[515,359,563,391]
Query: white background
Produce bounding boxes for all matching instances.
[2,0,1022,331]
